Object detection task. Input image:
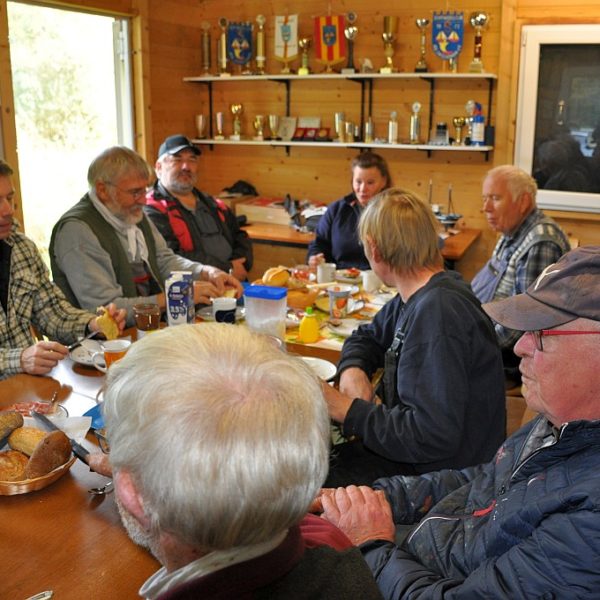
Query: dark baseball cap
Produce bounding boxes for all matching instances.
[483,246,600,330]
[157,134,201,160]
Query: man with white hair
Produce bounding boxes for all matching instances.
[102,324,383,599]
[471,164,570,383]
[319,246,600,598]
[49,146,242,327]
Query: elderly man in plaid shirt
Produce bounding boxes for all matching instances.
[471,165,570,384]
[0,159,125,379]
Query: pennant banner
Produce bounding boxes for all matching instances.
[432,12,464,60]
[227,22,253,66]
[314,15,347,65]
[274,14,298,62]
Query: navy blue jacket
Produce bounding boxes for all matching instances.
[307,193,370,269]
[364,417,600,598]
[338,271,505,472]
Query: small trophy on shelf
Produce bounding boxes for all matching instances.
[255,15,267,74]
[200,21,211,76]
[380,16,398,73]
[342,12,358,74]
[414,18,429,73]
[253,115,265,140]
[217,17,229,76]
[230,104,244,140]
[468,12,489,73]
[214,112,225,140]
[334,112,346,143]
[452,116,466,145]
[268,115,280,140]
[195,114,206,139]
[409,102,422,144]
[298,37,312,75]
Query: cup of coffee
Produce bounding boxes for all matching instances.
[133,303,161,339]
[317,262,336,284]
[327,285,353,319]
[361,269,382,293]
[91,339,131,373]
[212,297,237,323]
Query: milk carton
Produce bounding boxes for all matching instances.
[166,271,194,326]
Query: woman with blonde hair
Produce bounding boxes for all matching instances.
[323,189,506,486]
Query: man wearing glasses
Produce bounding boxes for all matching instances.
[471,165,570,385]
[145,135,253,281]
[50,146,242,327]
[317,246,600,598]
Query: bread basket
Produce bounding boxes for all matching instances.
[0,456,76,495]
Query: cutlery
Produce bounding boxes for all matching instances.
[67,330,99,352]
[88,480,113,496]
[30,411,91,464]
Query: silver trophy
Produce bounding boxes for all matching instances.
[469,12,489,73]
[342,12,358,74]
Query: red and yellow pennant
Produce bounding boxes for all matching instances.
[314,15,347,66]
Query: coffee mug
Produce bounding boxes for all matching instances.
[317,262,336,284]
[361,269,382,293]
[328,285,353,319]
[212,297,237,323]
[91,339,132,373]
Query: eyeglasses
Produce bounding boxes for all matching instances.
[529,329,600,352]
[481,194,503,204]
[93,428,110,454]
[164,154,198,164]
[106,182,147,200]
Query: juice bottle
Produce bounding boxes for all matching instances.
[298,307,319,344]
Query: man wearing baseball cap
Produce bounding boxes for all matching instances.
[145,134,253,280]
[316,246,600,597]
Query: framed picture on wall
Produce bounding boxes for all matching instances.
[515,24,600,213]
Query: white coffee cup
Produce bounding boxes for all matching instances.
[91,339,132,373]
[317,262,336,284]
[361,269,382,293]
[212,297,237,323]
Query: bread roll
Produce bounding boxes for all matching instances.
[0,410,24,442]
[25,430,72,479]
[0,450,28,482]
[262,266,290,287]
[96,306,119,340]
[8,426,46,456]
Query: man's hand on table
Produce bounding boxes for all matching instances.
[20,341,69,375]
[308,253,325,268]
[319,485,395,546]
[339,367,374,402]
[322,380,356,423]
[203,266,244,298]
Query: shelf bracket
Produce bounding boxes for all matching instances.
[267,78,291,116]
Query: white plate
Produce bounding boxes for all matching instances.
[69,339,102,366]
[327,319,360,338]
[196,306,245,321]
[314,296,364,315]
[335,269,362,284]
[301,356,337,381]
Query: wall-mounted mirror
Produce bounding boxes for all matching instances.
[515,24,600,213]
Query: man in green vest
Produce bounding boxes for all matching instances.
[50,147,241,327]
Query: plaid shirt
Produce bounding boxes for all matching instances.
[0,227,93,378]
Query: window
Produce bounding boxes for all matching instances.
[7,2,134,260]
[515,25,600,213]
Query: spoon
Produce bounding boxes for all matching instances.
[88,480,113,496]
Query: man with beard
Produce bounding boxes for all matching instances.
[50,146,242,326]
[145,135,253,281]
[102,324,383,599]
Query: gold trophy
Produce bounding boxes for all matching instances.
[469,12,489,73]
[342,12,358,74]
[380,16,398,73]
[452,116,466,145]
[253,115,265,140]
[230,104,244,140]
[414,18,429,73]
[195,114,206,139]
[200,21,211,76]
[217,17,229,76]
[255,15,266,75]
[298,37,312,75]
[214,111,225,140]
[268,115,280,140]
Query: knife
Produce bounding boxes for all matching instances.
[31,411,91,464]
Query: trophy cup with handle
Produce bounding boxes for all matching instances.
[414,18,429,72]
[253,115,265,140]
[380,16,398,73]
[452,116,466,145]
[214,112,225,140]
[230,104,244,140]
[469,12,489,73]
[268,115,280,140]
